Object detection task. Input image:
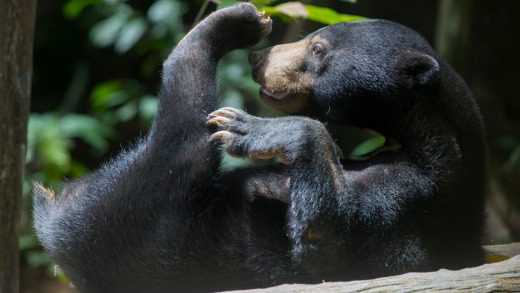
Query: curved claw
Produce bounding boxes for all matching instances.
[257,11,272,37]
[209,130,234,143]
[208,107,243,119]
[206,116,232,128]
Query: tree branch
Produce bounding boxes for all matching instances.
[226,243,520,293]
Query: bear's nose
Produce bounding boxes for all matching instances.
[248,52,262,69]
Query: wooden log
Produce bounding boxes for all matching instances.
[484,242,520,258]
[226,242,520,293]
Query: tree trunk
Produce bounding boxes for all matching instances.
[0,0,37,292]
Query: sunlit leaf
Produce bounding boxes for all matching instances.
[251,0,279,6]
[350,136,386,157]
[260,2,366,24]
[217,1,239,10]
[305,5,366,24]
[148,0,180,24]
[259,6,293,22]
[116,102,138,122]
[89,13,128,47]
[54,266,71,284]
[115,17,148,54]
[139,95,158,121]
[276,2,307,18]
[90,80,126,111]
[40,137,72,172]
[70,161,90,177]
[29,114,74,171]
[61,114,114,152]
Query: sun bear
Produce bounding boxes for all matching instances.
[33,3,486,292]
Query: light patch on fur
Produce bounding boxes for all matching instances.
[257,40,313,92]
[254,37,325,113]
[250,150,290,165]
[33,182,55,200]
[304,225,328,243]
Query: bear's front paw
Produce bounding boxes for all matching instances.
[214,3,272,49]
[255,10,273,38]
[206,107,289,164]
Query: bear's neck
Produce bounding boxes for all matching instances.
[378,75,486,183]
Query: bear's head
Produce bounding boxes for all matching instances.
[249,20,441,131]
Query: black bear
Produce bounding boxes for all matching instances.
[33,3,486,292]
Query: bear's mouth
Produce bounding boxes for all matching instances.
[259,87,310,114]
[259,87,293,103]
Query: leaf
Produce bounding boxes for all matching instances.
[61,114,114,152]
[259,6,294,23]
[63,0,101,19]
[115,17,148,54]
[25,251,53,268]
[19,234,40,250]
[277,2,307,18]
[251,0,279,6]
[138,95,158,121]
[220,152,248,170]
[305,5,366,24]
[260,2,367,25]
[90,80,127,111]
[147,0,178,23]
[350,136,386,157]
[89,12,128,47]
[115,101,138,122]
[32,115,74,171]
[217,0,240,10]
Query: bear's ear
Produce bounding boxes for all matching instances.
[396,50,439,86]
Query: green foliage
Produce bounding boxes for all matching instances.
[23,112,114,273]
[496,135,520,169]
[305,5,366,24]
[91,80,158,125]
[63,0,102,19]
[26,0,370,208]
[27,112,114,188]
[25,1,372,281]
[65,0,186,58]
[219,1,366,24]
[19,235,53,267]
[350,136,386,157]
[260,2,366,24]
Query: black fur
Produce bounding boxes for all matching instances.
[33,4,486,292]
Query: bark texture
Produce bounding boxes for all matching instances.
[226,243,520,293]
[0,0,36,292]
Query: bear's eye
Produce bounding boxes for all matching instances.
[312,44,323,56]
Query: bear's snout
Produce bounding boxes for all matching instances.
[248,52,263,69]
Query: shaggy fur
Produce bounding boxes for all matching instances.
[34,4,486,292]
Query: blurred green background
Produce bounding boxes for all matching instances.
[22,0,520,291]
